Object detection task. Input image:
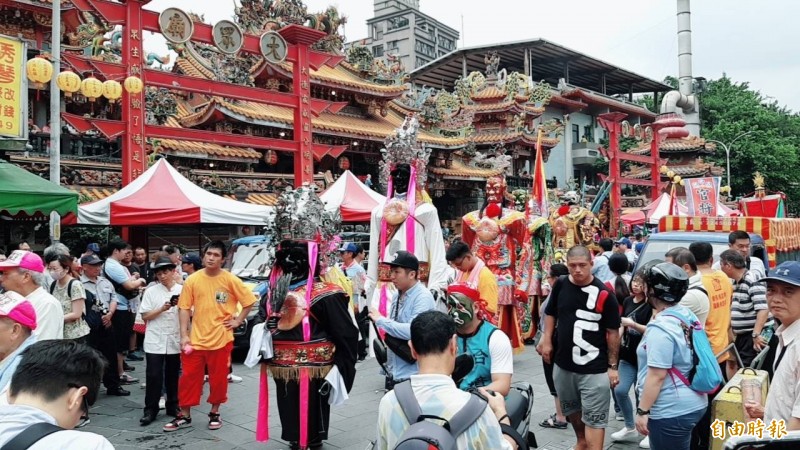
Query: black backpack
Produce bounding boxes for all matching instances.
[392,381,486,450]
[49,279,102,330]
[102,263,139,300]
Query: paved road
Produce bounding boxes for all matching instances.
[84,347,643,450]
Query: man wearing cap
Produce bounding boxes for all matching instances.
[744,261,800,430]
[181,253,202,279]
[139,256,183,425]
[615,237,635,266]
[369,251,436,384]
[80,254,128,396]
[0,251,63,340]
[340,243,368,361]
[0,291,38,405]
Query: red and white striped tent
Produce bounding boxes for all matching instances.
[621,192,736,226]
[320,170,385,222]
[68,159,273,226]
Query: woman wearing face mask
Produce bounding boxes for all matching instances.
[45,253,90,341]
[634,262,707,450]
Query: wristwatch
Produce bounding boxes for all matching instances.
[752,332,760,338]
[608,363,619,370]
[636,407,650,416]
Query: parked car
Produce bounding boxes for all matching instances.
[226,235,273,349]
[634,231,767,273]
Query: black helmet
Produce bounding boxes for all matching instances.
[645,262,689,303]
[636,259,664,284]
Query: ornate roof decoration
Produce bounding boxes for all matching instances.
[346,44,406,85]
[145,87,178,126]
[623,158,723,179]
[379,115,432,189]
[630,135,716,155]
[430,158,506,179]
[485,51,500,78]
[234,0,346,53]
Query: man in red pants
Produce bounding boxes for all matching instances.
[163,240,256,432]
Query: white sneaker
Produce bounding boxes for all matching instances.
[158,397,166,410]
[611,426,639,442]
[228,374,243,383]
[615,413,625,421]
[639,436,650,448]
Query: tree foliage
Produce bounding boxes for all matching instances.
[699,76,800,213]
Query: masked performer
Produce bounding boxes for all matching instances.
[257,186,359,450]
[461,176,528,353]
[366,116,448,349]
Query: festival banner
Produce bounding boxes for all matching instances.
[684,177,722,217]
[0,35,25,139]
[528,129,549,218]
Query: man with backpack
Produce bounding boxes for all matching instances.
[592,238,615,283]
[80,254,128,397]
[103,239,147,386]
[376,310,517,449]
[665,248,710,324]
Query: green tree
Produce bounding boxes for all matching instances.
[699,76,800,213]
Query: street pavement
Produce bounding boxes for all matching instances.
[84,347,644,450]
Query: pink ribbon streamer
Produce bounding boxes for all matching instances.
[377,171,395,323]
[298,242,318,449]
[406,165,417,255]
[256,364,269,441]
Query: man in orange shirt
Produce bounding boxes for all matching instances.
[445,240,498,321]
[164,240,256,433]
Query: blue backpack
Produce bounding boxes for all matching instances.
[654,308,723,394]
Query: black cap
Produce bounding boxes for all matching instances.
[386,251,419,272]
[181,253,202,267]
[80,254,103,266]
[151,256,177,270]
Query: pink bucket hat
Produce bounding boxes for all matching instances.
[0,250,45,273]
[0,291,37,330]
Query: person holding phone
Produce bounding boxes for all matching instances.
[138,256,183,426]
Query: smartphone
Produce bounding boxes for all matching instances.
[170,294,180,306]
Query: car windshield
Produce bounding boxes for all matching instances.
[230,244,271,279]
[637,241,730,270]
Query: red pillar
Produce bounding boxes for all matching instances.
[650,123,663,201]
[122,0,147,185]
[598,112,627,237]
[282,28,318,187]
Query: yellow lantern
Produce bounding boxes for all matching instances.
[102,80,123,103]
[26,57,54,84]
[667,170,675,179]
[56,71,81,97]
[124,76,143,94]
[659,165,669,175]
[673,175,682,184]
[80,77,103,101]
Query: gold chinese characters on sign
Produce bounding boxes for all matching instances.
[159,8,193,45]
[0,35,25,139]
[260,31,287,64]
[213,20,243,55]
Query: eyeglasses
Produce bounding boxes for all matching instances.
[67,383,90,428]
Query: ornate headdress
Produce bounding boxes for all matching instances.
[379,114,432,194]
[270,184,340,244]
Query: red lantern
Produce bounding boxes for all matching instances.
[338,156,350,171]
[264,150,278,165]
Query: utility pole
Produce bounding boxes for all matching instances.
[49,0,61,243]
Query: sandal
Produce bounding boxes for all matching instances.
[539,413,568,429]
[208,412,222,430]
[163,415,192,432]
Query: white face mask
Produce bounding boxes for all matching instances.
[49,269,67,281]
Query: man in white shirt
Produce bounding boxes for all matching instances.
[0,251,63,340]
[712,230,767,280]
[0,340,115,449]
[746,261,800,430]
[665,247,710,324]
[138,256,182,426]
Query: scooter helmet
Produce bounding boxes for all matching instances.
[645,262,689,303]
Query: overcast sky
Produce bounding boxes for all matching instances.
[144,0,800,112]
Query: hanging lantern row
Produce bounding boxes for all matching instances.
[24,56,143,102]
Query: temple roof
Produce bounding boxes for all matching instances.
[429,159,505,179]
[623,161,724,179]
[272,61,408,96]
[561,88,656,119]
[629,136,716,155]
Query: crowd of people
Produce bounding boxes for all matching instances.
[0,224,798,450]
[0,238,255,448]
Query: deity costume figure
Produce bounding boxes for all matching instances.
[366,117,448,353]
[257,186,359,450]
[461,176,528,353]
[549,190,599,256]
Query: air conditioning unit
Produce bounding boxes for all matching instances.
[572,143,601,167]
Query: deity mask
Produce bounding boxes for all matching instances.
[383,198,409,226]
[446,292,475,329]
[391,164,411,195]
[485,176,506,204]
[275,241,311,285]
